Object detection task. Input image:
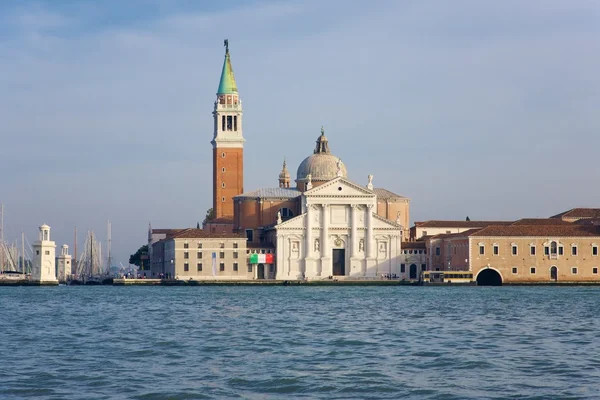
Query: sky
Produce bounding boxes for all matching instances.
[0,0,598,267]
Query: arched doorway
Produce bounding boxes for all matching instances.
[550,266,557,281]
[409,264,417,280]
[476,268,502,286]
[257,264,265,279]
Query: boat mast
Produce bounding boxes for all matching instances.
[0,204,4,272]
[21,231,25,273]
[107,220,112,274]
[73,226,77,276]
[90,230,93,277]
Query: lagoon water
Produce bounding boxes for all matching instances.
[1,286,599,399]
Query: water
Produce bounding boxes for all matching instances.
[1,286,599,399]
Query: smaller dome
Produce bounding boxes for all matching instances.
[279,158,290,179]
[40,224,50,230]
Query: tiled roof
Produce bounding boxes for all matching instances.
[551,208,600,219]
[401,241,426,249]
[169,229,245,239]
[415,220,512,228]
[470,225,600,237]
[235,187,301,200]
[511,218,571,226]
[373,188,408,200]
[152,229,186,235]
[431,228,482,239]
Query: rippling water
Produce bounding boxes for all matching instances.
[1,286,600,399]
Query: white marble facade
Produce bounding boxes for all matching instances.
[275,177,403,280]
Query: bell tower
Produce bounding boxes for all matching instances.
[211,39,245,219]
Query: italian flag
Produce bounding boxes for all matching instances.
[249,253,274,264]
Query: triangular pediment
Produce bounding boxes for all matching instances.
[275,213,306,229]
[373,213,403,229]
[304,177,376,198]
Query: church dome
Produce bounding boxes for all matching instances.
[296,128,347,183]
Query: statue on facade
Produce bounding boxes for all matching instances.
[359,239,364,252]
[277,210,282,225]
[336,159,343,177]
[306,173,313,190]
[367,174,374,190]
[396,211,401,225]
[314,238,320,252]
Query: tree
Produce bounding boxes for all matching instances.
[466,216,471,221]
[202,208,215,225]
[129,245,149,269]
[196,222,200,229]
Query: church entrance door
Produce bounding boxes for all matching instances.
[257,264,265,279]
[332,249,345,276]
[409,264,418,280]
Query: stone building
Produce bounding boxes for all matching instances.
[31,224,58,284]
[150,228,249,280]
[423,218,600,284]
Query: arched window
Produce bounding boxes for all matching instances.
[278,207,294,221]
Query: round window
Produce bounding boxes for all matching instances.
[221,152,226,158]
[222,167,226,172]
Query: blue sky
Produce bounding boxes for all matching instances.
[1,0,599,266]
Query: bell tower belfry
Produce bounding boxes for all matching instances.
[211,39,245,219]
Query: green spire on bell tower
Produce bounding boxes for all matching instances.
[217,39,238,95]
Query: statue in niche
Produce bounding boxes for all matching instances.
[277,210,282,225]
[359,239,364,252]
[379,243,386,253]
[292,242,299,252]
[396,211,401,225]
[314,238,320,252]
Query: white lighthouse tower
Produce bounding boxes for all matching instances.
[56,244,72,283]
[31,224,58,285]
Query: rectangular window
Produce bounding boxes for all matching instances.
[220,243,225,249]
[227,115,233,131]
[421,264,426,271]
[184,243,189,249]
[184,252,189,259]
[544,246,549,255]
[594,246,599,256]
[512,245,517,256]
[219,252,225,259]
[248,265,252,273]
[36,250,40,255]
[233,252,238,259]
[45,250,50,255]
[493,245,499,256]
[221,115,225,131]
[530,267,536,274]
[530,246,536,256]
[233,262,238,272]
[446,230,451,234]
[198,243,202,249]
[197,263,202,271]
[479,245,485,255]
[184,263,189,272]
[572,267,578,274]
[435,247,440,256]
[246,229,253,242]
[559,246,564,256]
[233,243,238,249]
[197,252,202,259]
[593,267,598,274]
[234,115,238,131]
[220,263,225,272]
[400,264,406,273]
[512,267,518,274]
[572,246,578,256]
